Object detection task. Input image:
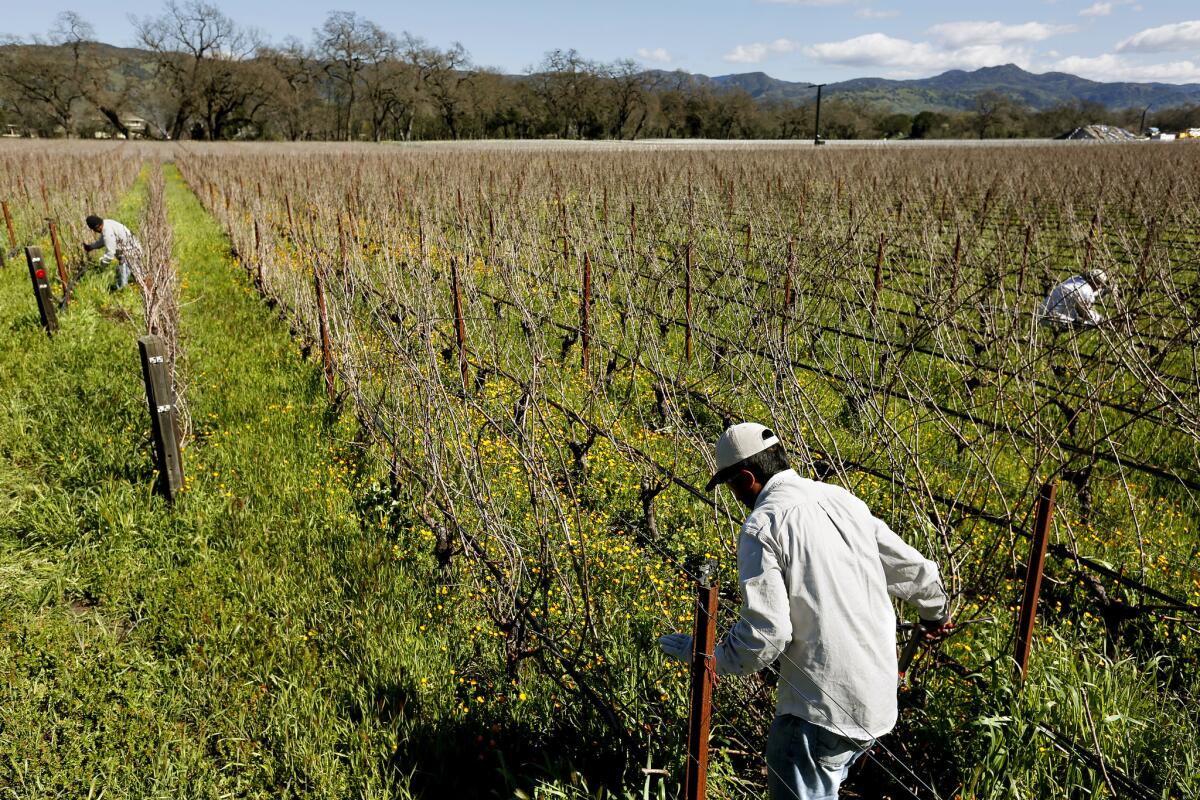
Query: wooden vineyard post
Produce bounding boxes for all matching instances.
[3,200,18,258]
[137,335,184,502]
[47,221,69,305]
[581,251,592,374]
[743,222,752,265]
[450,255,469,391]
[684,562,719,800]
[1014,481,1057,679]
[25,246,58,336]
[313,264,336,402]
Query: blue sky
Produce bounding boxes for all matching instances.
[4,1,1199,84]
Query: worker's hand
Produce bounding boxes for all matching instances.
[99,255,113,266]
[920,618,954,643]
[658,633,693,662]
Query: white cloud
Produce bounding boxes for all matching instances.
[636,47,672,64]
[856,8,900,19]
[1116,20,1200,53]
[1051,53,1200,82]
[722,38,802,64]
[1079,2,1114,17]
[927,21,1076,48]
[804,32,1034,75]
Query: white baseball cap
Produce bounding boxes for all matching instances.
[706,423,781,490]
[1086,268,1109,287]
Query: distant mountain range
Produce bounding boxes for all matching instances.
[691,64,1200,114]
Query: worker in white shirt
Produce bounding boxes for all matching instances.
[83,214,141,291]
[1039,269,1112,327]
[659,423,952,800]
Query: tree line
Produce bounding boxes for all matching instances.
[2,2,1198,142]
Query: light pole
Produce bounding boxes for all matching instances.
[807,83,827,145]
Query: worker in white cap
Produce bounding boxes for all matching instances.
[1039,268,1112,327]
[658,423,952,800]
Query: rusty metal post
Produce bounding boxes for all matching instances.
[313,264,336,402]
[1136,217,1156,298]
[450,255,469,390]
[46,220,69,305]
[684,562,719,800]
[684,241,693,363]
[138,335,184,501]
[581,251,592,374]
[25,246,58,336]
[3,200,17,257]
[781,237,795,343]
[1014,481,1057,679]
[284,194,295,238]
[950,230,962,296]
[629,202,637,262]
[872,232,885,316]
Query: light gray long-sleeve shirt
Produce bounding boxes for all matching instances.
[714,469,949,741]
[1040,275,1102,326]
[87,219,140,265]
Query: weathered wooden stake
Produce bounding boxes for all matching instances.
[450,255,469,390]
[2,201,17,255]
[1014,481,1057,679]
[684,563,719,800]
[581,251,592,373]
[25,246,57,336]
[47,221,69,305]
[313,264,336,402]
[138,334,184,502]
[743,223,752,264]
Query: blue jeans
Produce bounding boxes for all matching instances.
[765,715,872,800]
[115,259,129,290]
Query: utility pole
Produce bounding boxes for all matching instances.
[807,83,827,145]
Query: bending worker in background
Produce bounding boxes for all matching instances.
[659,423,952,800]
[1039,268,1113,327]
[83,214,141,291]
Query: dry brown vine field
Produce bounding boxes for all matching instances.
[1,139,1198,798]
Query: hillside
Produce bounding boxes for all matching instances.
[705,64,1200,113]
